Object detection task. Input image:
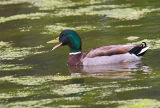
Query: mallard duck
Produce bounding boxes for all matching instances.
[48,30,149,66]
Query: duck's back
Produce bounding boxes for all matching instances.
[85,45,136,58]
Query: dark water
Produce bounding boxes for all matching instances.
[0,0,160,107]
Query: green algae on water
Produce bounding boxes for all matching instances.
[1,99,53,108]
[55,6,160,20]
[0,41,10,48]
[115,86,151,92]
[126,36,140,41]
[131,39,160,50]
[0,41,45,60]
[42,23,98,35]
[0,90,33,99]
[0,0,107,10]
[19,26,32,32]
[118,99,160,108]
[53,84,98,95]
[0,64,32,71]
[96,99,160,107]
[0,0,27,5]
[0,76,49,85]
[0,13,48,24]
[0,75,85,85]
[0,41,46,71]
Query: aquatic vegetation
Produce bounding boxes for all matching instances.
[52,3,131,16]
[0,41,10,48]
[0,64,32,71]
[0,13,48,24]
[0,41,45,60]
[1,97,81,107]
[3,99,53,108]
[0,0,27,5]
[19,26,32,32]
[0,41,46,71]
[0,75,84,85]
[115,86,151,92]
[32,0,112,10]
[118,99,160,108]
[96,99,160,107]
[131,39,160,50]
[126,36,140,41]
[94,8,151,20]
[0,90,32,99]
[29,0,80,10]
[42,23,97,35]
[0,76,53,86]
[53,84,98,95]
[0,0,108,10]
[54,7,160,20]
[115,25,142,28]
[52,75,85,81]
[0,0,160,22]
[0,0,160,107]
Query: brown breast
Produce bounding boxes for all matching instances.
[68,53,83,65]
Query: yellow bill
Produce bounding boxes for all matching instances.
[52,43,62,51]
[47,37,59,44]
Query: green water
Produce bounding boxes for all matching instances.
[0,0,160,107]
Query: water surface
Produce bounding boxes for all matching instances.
[0,0,160,107]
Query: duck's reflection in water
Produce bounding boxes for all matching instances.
[69,61,151,79]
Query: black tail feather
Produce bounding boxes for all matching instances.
[129,42,149,56]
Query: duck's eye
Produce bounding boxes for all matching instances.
[60,33,66,38]
[62,34,65,36]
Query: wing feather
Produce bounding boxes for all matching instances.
[85,45,138,58]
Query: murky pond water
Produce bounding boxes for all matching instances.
[0,0,160,107]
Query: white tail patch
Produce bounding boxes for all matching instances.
[138,46,149,55]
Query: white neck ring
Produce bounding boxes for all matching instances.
[69,51,81,55]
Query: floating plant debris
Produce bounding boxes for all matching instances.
[126,36,140,41]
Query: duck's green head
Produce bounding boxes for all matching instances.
[50,30,82,53]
